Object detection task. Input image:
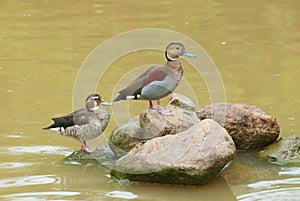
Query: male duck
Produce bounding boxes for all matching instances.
[44,93,112,153]
[113,42,196,115]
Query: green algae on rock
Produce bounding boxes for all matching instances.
[257,135,300,165]
[64,145,115,165]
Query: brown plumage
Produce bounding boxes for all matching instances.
[114,42,196,115]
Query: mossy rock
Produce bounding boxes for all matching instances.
[257,135,300,165]
[64,145,115,165]
[111,167,219,186]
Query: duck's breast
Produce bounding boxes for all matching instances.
[141,75,178,100]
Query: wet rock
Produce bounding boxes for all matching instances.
[109,117,143,158]
[109,93,200,158]
[64,145,115,165]
[168,93,196,111]
[139,104,199,139]
[257,135,300,164]
[110,119,236,185]
[197,103,280,150]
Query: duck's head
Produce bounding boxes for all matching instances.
[165,42,196,61]
[85,93,112,111]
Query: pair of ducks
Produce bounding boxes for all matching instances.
[44,43,196,152]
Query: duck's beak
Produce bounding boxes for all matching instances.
[182,50,196,58]
[101,99,113,106]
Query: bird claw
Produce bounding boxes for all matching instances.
[152,106,172,116]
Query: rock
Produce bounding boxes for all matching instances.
[197,103,280,150]
[109,94,200,158]
[168,93,196,111]
[110,119,236,185]
[139,104,200,138]
[64,145,115,165]
[109,117,143,158]
[257,135,300,164]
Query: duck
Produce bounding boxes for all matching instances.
[113,42,196,115]
[43,93,112,153]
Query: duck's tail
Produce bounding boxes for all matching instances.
[42,122,62,130]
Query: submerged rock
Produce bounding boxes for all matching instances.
[109,93,200,158]
[64,145,115,165]
[110,119,236,185]
[197,103,280,150]
[257,135,300,164]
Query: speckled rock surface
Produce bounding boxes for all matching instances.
[197,103,280,150]
[109,93,200,158]
[110,119,236,185]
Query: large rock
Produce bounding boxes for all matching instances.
[110,119,236,185]
[257,135,300,164]
[109,93,200,158]
[197,103,280,150]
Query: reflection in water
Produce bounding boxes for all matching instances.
[0,175,58,188]
[106,190,137,199]
[280,166,300,175]
[238,177,300,200]
[0,162,37,169]
[248,178,300,189]
[2,191,80,200]
[0,0,299,200]
[3,146,72,156]
[238,187,300,201]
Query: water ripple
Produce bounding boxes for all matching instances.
[1,146,72,156]
[248,178,300,190]
[106,191,137,199]
[280,166,300,175]
[1,191,80,201]
[0,162,37,169]
[238,187,300,201]
[0,175,59,188]
[238,178,300,200]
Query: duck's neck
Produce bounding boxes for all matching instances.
[165,60,183,81]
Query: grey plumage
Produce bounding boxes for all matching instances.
[44,94,112,152]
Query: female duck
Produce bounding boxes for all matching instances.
[44,93,112,152]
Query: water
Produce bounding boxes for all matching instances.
[0,1,299,200]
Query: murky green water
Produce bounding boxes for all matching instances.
[1,1,299,200]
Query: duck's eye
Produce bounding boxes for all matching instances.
[176,47,180,50]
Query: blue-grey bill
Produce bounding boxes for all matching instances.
[101,101,113,106]
[183,50,196,58]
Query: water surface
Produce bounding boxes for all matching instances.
[0,1,299,200]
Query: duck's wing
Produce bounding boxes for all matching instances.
[114,66,169,101]
[43,108,90,129]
